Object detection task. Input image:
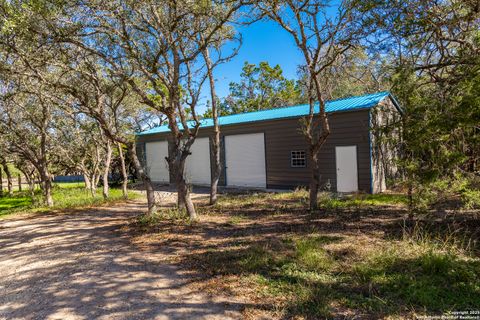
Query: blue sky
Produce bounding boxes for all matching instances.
[211,20,304,99]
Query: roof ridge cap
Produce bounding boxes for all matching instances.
[217,102,311,119]
[220,91,390,118]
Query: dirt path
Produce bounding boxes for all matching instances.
[0,201,242,320]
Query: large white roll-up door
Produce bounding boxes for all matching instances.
[184,137,211,185]
[145,141,169,183]
[225,133,266,188]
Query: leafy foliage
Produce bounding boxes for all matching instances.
[355,0,480,209]
[218,61,306,115]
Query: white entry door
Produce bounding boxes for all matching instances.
[225,133,266,188]
[184,137,211,185]
[145,141,169,183]
[335,146,358,192]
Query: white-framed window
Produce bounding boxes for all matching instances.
[291,150,306,168]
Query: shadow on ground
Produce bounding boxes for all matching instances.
[0,201,245,320]
[129,194,480,318]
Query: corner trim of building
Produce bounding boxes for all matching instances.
[368,110,373,194]
[221,135,227,186]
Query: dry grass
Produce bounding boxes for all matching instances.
[129,190,480,319]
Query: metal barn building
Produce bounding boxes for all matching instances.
[136,91,402,193]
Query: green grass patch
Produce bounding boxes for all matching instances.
[351,242,480,313]
[317,193,408,210]
[214,190,407,215]
[195,235,343,317]
[53,182,86,189]
[0,195,33,217]
[194,232,480,318]
[137,208,189,224]
[0,182,137,218]
[462,188,480,209]
[276,189,408,207]
[135,189,477,317]
[215,189,311,211]
[251,236,342,317]
[49,183,133,209]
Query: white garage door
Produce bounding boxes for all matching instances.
[336,145,358,192]
[225,133,266,188]
[184,137,211,185]
[145,141,169,183]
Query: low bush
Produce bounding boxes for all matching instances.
[407,173,480,212]
[193,231,480,318]
[462,189,480,209]
[352,242,480,312]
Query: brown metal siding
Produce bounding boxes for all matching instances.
[318,111,371,192]
[136,109,372,192]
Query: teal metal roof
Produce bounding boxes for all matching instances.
[137,91,394,135]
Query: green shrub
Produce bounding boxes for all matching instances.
[353,243,480,311]
[461,189,480,209]
[407,173,480,212]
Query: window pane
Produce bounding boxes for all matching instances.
[291,150,306,167]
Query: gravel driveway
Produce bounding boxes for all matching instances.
[0,201,242,320]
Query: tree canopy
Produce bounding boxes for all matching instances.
[220,61,306,114]
[0,0,478,213]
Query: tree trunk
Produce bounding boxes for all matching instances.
[173,159,196,220]
[44,177,53,207]
[210,136,221,205]
[39,167,53,206]
[309,150,321,210]
[27,174,35,198]
[177,178,196,219]
[102,140,113,200]
[94,171,101,188]
[18,174,22,192]
[37,101,53,206]
[7,171,13,196]
[90,173,97,197]
[36,174,42,191]
[84,173,91,191]
[407,183,414,219]
[1,161,13,196]
[19,168,35,199]
[204,48,221,205]
[167,147,197,220]
[306,74,331,211]
[127,142,157,215]
[117,142,128,199]
[0,168,3,197]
